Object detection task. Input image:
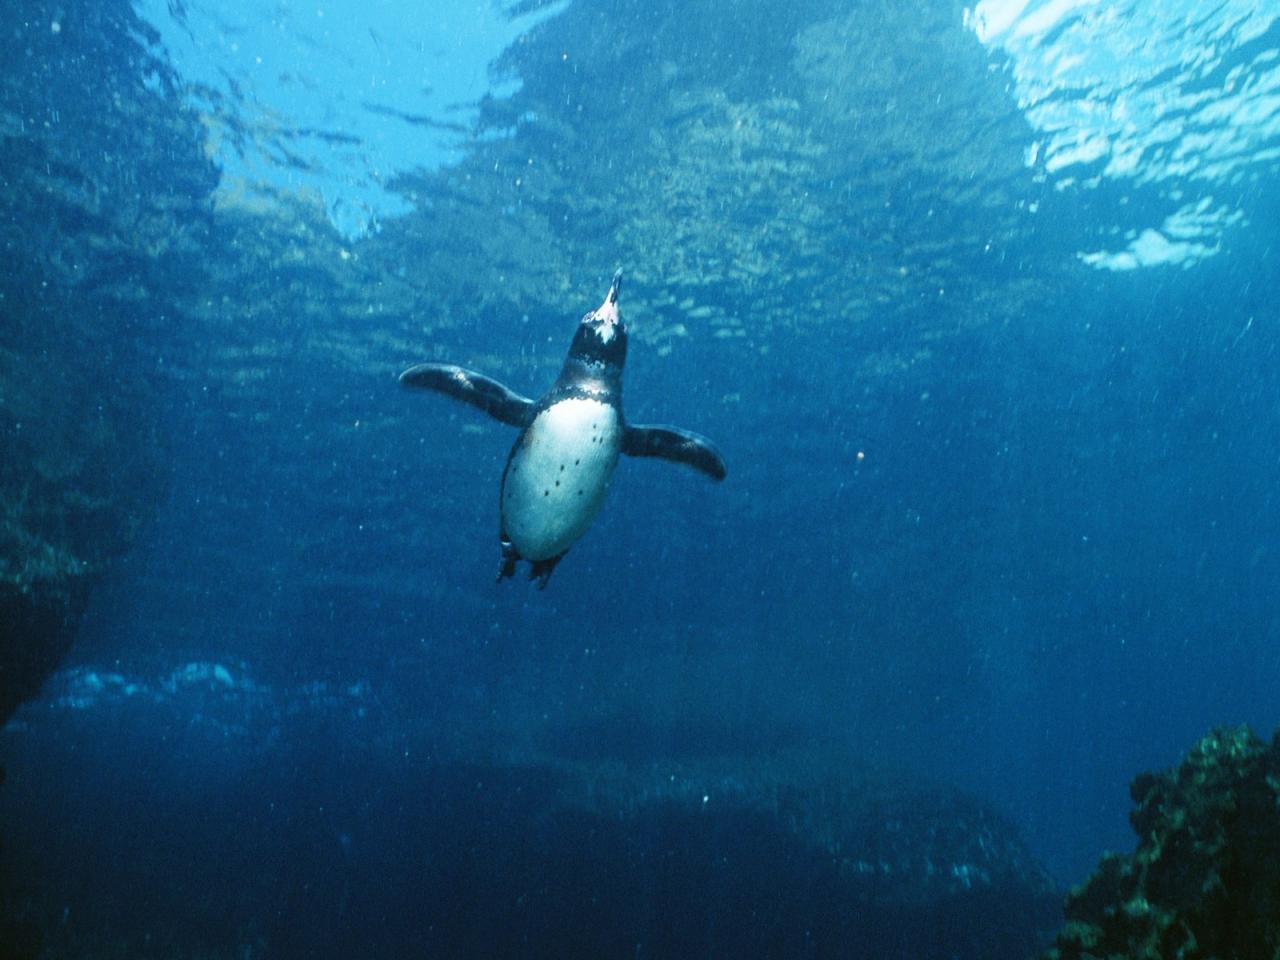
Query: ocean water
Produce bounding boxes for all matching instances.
[2,0,1279,957]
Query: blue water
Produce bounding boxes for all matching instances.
[3,0,1280,956]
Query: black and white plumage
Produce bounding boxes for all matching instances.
[399,270,726,588]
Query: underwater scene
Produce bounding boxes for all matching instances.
[3,0,1280,957]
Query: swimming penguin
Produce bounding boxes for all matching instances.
[399,270,726,588]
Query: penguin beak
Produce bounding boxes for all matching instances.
[593,269,622,325]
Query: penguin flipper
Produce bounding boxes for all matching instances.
[399,363,535,428]
[622,424,727,481]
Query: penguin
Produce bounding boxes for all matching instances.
[399,270,726,588]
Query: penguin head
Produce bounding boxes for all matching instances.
[568,269,627,371]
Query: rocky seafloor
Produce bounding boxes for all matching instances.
[0,662,1062,959]
[1045,726,1280,960]
[8,712,1280,957]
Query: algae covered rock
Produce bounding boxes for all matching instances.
[0,0,217,726]
[1045,726,1280,960]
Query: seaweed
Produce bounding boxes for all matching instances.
[1045,726,1280,960]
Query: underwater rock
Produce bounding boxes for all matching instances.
[0,266,158,731]
[0,583,91,730]
[0,4,216,728]
[1044,726,1280,960]
[1,684,1062,960]
[369,756,1063,959]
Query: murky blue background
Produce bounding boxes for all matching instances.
[3,0,1279,956]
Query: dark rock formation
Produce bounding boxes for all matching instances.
[1045,726,1280,960]
[2,670,1062,958]
[0,0,216,727]
[1,688,1064,959]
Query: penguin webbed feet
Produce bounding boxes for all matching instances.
[497,537,519,583]
[527,555,564,590]
[496,537,564,590]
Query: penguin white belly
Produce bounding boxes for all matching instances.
[501,397,622,560]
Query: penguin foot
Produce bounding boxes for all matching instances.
[496,537,564,589]
[497,537,519,582]
[527,555,565,590]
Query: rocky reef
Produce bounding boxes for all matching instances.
[1,664,1063,959]
[0,1,217,727]
[387,755,1062,959]
[1045,726,1280,960]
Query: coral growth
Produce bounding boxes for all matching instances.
[1046,726,1280,960]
